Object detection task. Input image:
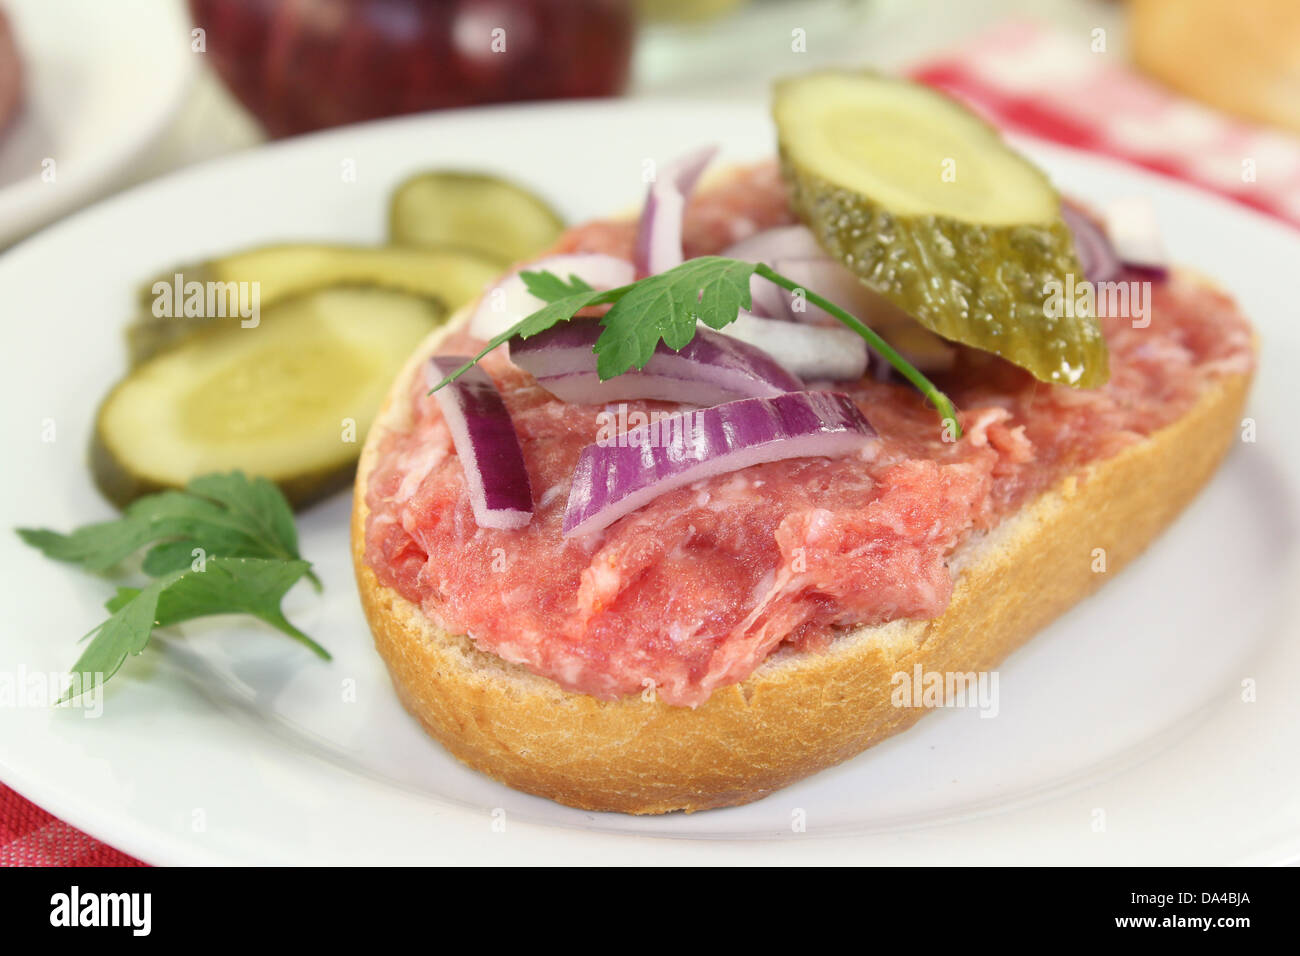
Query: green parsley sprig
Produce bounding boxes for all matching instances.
[429,256,961,438]
[18,472,328,701]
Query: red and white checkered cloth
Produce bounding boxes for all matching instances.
[1,783,143,867]
[4,17,1300,870]
[909,19,1300,229]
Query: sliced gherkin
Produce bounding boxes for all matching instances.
[774,70,1108,387]
[129,243,499,366]
[94,287,445,510]
[388,171,565,264]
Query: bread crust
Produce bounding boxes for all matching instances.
[352,300,1253,814]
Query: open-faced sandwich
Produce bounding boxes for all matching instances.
[352,71,1256,813]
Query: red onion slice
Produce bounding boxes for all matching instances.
[510,317,801,404]
[765,257,881,325]
[634,145,717,276]
[1103,197,1169,277]
[721,311,868,381]
[426,355,533,530]
[563,391,876,537]
[724,226,834,320]
[469,253,635,340]
[723,224,828,263]
[1061,203,1121,284]
[721,227,883,327]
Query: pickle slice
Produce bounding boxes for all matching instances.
[774,70,1107,387]
[94,287,445,509]
[388,171,565,264]
[130,243,499,366]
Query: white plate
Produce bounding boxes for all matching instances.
[0,0,194,246]
[0,101,1297,866]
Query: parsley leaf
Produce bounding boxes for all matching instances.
[425,285,618,392]
[593,256,755,378]
[426,257,754,391]
[17,514,167,575]
[64,557,324,702]
[17,471,329,700]
[520,270,594,302]
[17,471,318,588]
[426,255,960,436]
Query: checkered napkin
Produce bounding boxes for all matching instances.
[1,783,143,867]
[908,19,1300,229]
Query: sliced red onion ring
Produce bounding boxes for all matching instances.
[563,391,876,537]
[723,224,828,263]
[634,145,717,276]
[510,317,800,405]
[766,257,881,325]
[721,227,884,327]
[1103,197,1168,277]
[426,355,533,530]
[721,311,868,381]
[1061,203,1121,284]
[469,253,635,340]
[745,270,793,321]
[723,231,950,381]
[723,226,835,320]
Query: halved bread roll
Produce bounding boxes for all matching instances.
[352,287,1253,814]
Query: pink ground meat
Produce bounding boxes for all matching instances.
[364,163,1254,707]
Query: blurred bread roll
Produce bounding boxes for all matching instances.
[1131,0,1300,134]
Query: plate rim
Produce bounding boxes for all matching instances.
[0,0,197,244]
[1,97,1298,865]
